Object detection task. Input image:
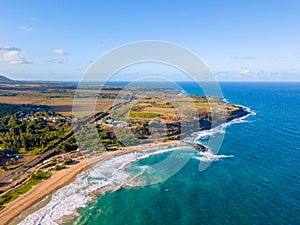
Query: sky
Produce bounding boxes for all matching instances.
[0,0,300,81]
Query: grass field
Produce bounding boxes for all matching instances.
[0,82,130,116]
[0,95,115,116]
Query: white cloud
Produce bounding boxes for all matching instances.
[240,68,250,75]
[0,45,20,52]
[20,26,32,32]
[0,45,33,64]
[30,17,38,23]
[51,58,66,63]
[231,56,256,60]
[99,39,109,44]
[52,49,67,55]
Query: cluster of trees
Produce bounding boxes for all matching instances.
[56,136,78,153]
[0,110,71,153]
[98,93,117,99]
[114,127,146,146]
[129,111,161,118]
[131,120,182,141]
[98,118,181,146]
[97,127,124,149]
[0,93,17,96]
[74,92,118,99]
[72,123,108,152]
[0,104,20,118]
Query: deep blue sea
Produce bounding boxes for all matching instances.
[71,82,299,225]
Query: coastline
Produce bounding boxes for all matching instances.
[0,105,252,225]
[0,140,182,225]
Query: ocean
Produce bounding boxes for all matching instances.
[19,82,300,225]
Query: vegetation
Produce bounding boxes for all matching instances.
[75,92,117,99]
[0,107,72,154]
[63,159,73,165]
[52,164,66,171]
[0,103,20,118]
[0,170,51,210]
[129,111,162,118]
[56,136,78,153]
[90,94,246,148]
[0,164,23,171]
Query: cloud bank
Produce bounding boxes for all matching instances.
[20,26,33,32]
[0,45,33,64]
[52,49,67,55]
[240,68,250,75]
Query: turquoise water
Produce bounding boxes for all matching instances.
[75,82,300,225]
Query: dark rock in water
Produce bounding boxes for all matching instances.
[199,119,212,130]
[182,141,208,152]
[227,106,249,122]
[192,143,208,152]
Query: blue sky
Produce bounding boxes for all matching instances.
[0,0,299,81]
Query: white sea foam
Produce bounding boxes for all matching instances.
[186,104,254,163]
[189,105,255,141]
[233,104,256,117]
[193,151,234,162]
[178,90,187,96]
[18,146,190,225]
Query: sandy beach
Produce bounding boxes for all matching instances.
[0,140,181,225]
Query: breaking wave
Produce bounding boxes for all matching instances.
[18,146,190,225]
[193,151,234,162]
[189,105,255,141]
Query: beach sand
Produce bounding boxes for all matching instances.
[0,140,181,225]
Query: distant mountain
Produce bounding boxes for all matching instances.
[0,75,15,83]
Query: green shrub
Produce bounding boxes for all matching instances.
[63,159,73,165]
[0,170,51,211]
[53,165,66,171]
[129,111,161,118]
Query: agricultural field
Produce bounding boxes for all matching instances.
[95,92,246,149]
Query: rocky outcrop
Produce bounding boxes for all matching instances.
[226,106,249,122]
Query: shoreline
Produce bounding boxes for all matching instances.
[0,105,252,225]
[0,140,182,225]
